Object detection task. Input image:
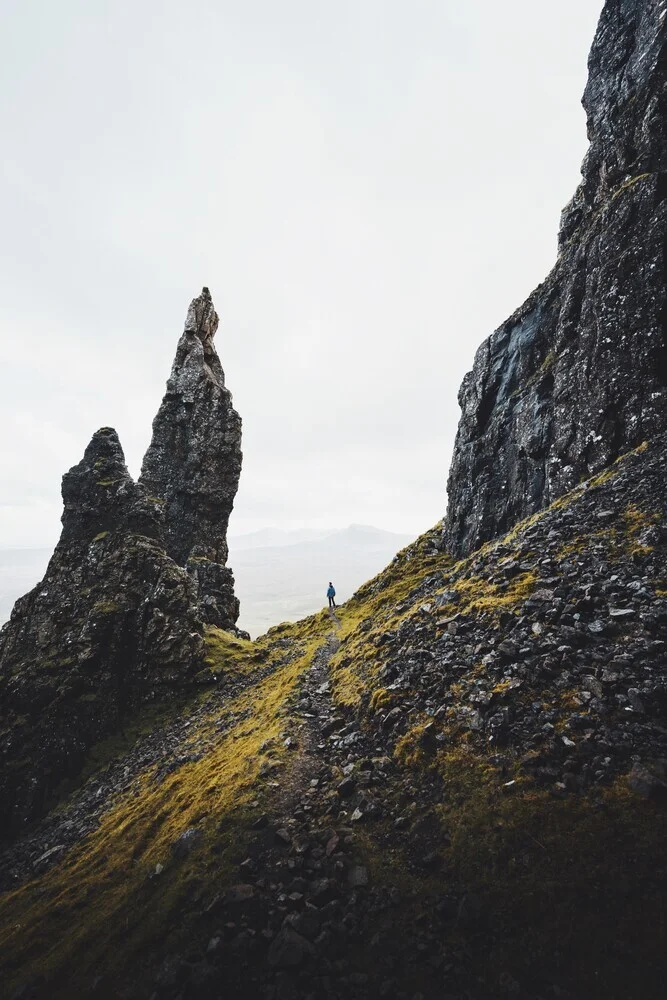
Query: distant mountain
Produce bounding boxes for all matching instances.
[229,527,333,550]
[229,525,414,638]
[0,527,414,637]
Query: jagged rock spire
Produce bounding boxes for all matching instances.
[60,426,160,544]
[140,288,243,629]
[445,0,667,558]
[0,428,204,835]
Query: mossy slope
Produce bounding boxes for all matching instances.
[2,440,667,998]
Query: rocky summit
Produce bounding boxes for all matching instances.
[445,0,667,558]
[140,287,243,631]
[2,3,667,999]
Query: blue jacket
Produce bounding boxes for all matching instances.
[327,585,336,598]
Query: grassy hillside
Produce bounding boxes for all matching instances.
[2,440,667,999]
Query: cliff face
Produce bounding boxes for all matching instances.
[445,0,667,557]
[140,288,243,630]
[0,428,204,835]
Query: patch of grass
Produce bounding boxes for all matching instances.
[91,600,122,614]
[623,503,659,556]
[450,571,537,618]
[610,171,651,202]
[328,524,448,707]
[394,721,432,766]
[369,688,396,713]
[0,637,321,996]
[204,626,263,678]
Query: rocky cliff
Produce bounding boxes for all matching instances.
[3,5,667,999]
[3,435,667,1000]
[0,428,204,835]
[140,287,243,631]
[0,289,244,834]
[445,0,667,557]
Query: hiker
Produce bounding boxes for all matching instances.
[327,582,336,609]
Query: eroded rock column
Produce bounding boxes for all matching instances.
[140,288,243,630]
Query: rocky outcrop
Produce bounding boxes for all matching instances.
[363,435,667,789]
[0,428,204,836]
[140,287,243,631]
[445,0,667,557]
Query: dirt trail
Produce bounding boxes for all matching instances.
[169,628,471,1000]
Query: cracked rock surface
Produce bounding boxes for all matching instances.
[445,0,667,557]
[140,287,243,631]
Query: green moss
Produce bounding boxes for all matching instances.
[0,636,321,996]
[394,721,431,766]
[610,171,651,202]
[91,600,122,615]
[450,570,537,618]
[509,349,558,400]
[369,688,396,713]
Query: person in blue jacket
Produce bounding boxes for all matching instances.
[327,582,336,609]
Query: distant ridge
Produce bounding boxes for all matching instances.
[229,525,414,637]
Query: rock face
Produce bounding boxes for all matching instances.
[140,288,243,630]
[0,428,204,836]
[445,0,667,557]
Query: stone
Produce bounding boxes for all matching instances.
[347,866,369,888]
[223,883,256,906]
[31,845,67,874]
[171,827,203,859]
[140,287,243,631]
[267,927,315,969]
[444,1,667,557]
[283,907,322,942]
[336,776,356,798]
[627,762,667,800]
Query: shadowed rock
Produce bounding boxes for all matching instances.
[140,287,243,631]
[445,0,667,557]
[0,428,204,836]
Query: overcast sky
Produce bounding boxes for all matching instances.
[0,0,605,550]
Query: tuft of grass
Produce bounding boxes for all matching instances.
[369,688,396,713]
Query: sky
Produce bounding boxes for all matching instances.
[0,0,605,550]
